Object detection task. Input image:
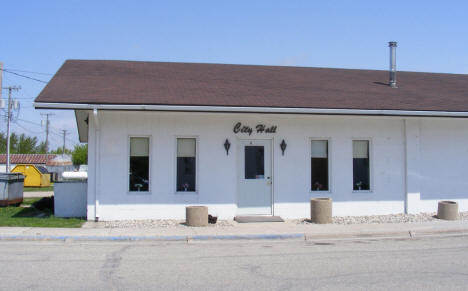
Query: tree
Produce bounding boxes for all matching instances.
[36,142,47,154]
[0,131,80,155]
[0,132,6,153]
[9,133,18,153]
[71,144,88,165]
[16,134,39,154]
[50,147,72,155]
[0,132,43,154]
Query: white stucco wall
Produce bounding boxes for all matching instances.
[418,119,468,212]
[85,111,468,220]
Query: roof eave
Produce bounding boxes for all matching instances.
[33,102,468,118]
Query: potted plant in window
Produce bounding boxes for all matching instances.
[313,182,323,191]
[356,181,362,191]
[182,183,189,192]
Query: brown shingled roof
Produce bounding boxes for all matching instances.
[0,154,57,165]
[35,60,468,112]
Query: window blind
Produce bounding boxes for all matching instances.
[130,137,149,157]
[311,140,328,158]
[353,140,369,158]
[177,138,196,157]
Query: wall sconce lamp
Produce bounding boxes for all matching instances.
[224,139,231,155]
[280,139,287,156]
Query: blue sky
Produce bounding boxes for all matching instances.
[1,0,467,150]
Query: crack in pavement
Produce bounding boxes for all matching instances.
[100,245,131,290]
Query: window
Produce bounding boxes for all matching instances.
[311,140,329,191]
[177,138,196,192]
[129,137,149,192]
[245,146,265,179]
[353,140,370,191]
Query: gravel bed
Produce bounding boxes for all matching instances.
[103,219,236,228]
[102,212,468,228]
[297,211,468,225]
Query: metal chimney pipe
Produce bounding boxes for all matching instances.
[388,41,397,88]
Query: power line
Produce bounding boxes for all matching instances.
[1,68,48,84]
[10,119,73,143]
[6,97,35,100]
[17,118,55,129]
[16,117,78,138]
[47,135,62,149]
[13,121,44,135]
[16,118,42,126]
[15,118,79,146]
[49,129,78,146]
[3,68,53,76]
[18,118,63,133]
[60,135,78,146]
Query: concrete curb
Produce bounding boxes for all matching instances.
[0,233,305,242]
[1,229,468,242]
[0,235,188,241]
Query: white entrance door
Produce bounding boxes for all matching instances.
[237,139,272,215]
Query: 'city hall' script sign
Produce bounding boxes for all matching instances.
[233,122,277,136]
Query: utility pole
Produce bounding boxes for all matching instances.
[41,113,54,166]
[0,62,3,99]
[2,86,21,173]
[62,129,68,156]
[40,113,54,153]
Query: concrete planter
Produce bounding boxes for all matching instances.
[437,201,459,220]
[310,198,332,224]
[186,206,208,227]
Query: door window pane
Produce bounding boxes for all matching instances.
[311,140,328,191]
[245,146,264,179]
[177,138,196,191]
[129,137,149,192]
[353,140,370,190]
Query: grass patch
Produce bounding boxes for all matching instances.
[0,197,84,228]
[23,186,54,192]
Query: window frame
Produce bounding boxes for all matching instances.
[174,136,199,194]
[309,137,332,193]
[351,138,373,193]
[127,135,152,195]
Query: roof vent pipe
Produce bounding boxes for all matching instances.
[388,41,397,88]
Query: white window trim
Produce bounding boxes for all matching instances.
[309,137,332,193]
[127,135,152,195]
[174,135,199,195]
[351,138,373,193]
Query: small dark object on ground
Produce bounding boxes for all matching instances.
[33,197,54,211]
[314,242,335,246]
[208,214,217,224]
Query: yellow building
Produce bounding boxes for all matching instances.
[11,164,51,187]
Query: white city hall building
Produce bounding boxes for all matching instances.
[35,56,468,221]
